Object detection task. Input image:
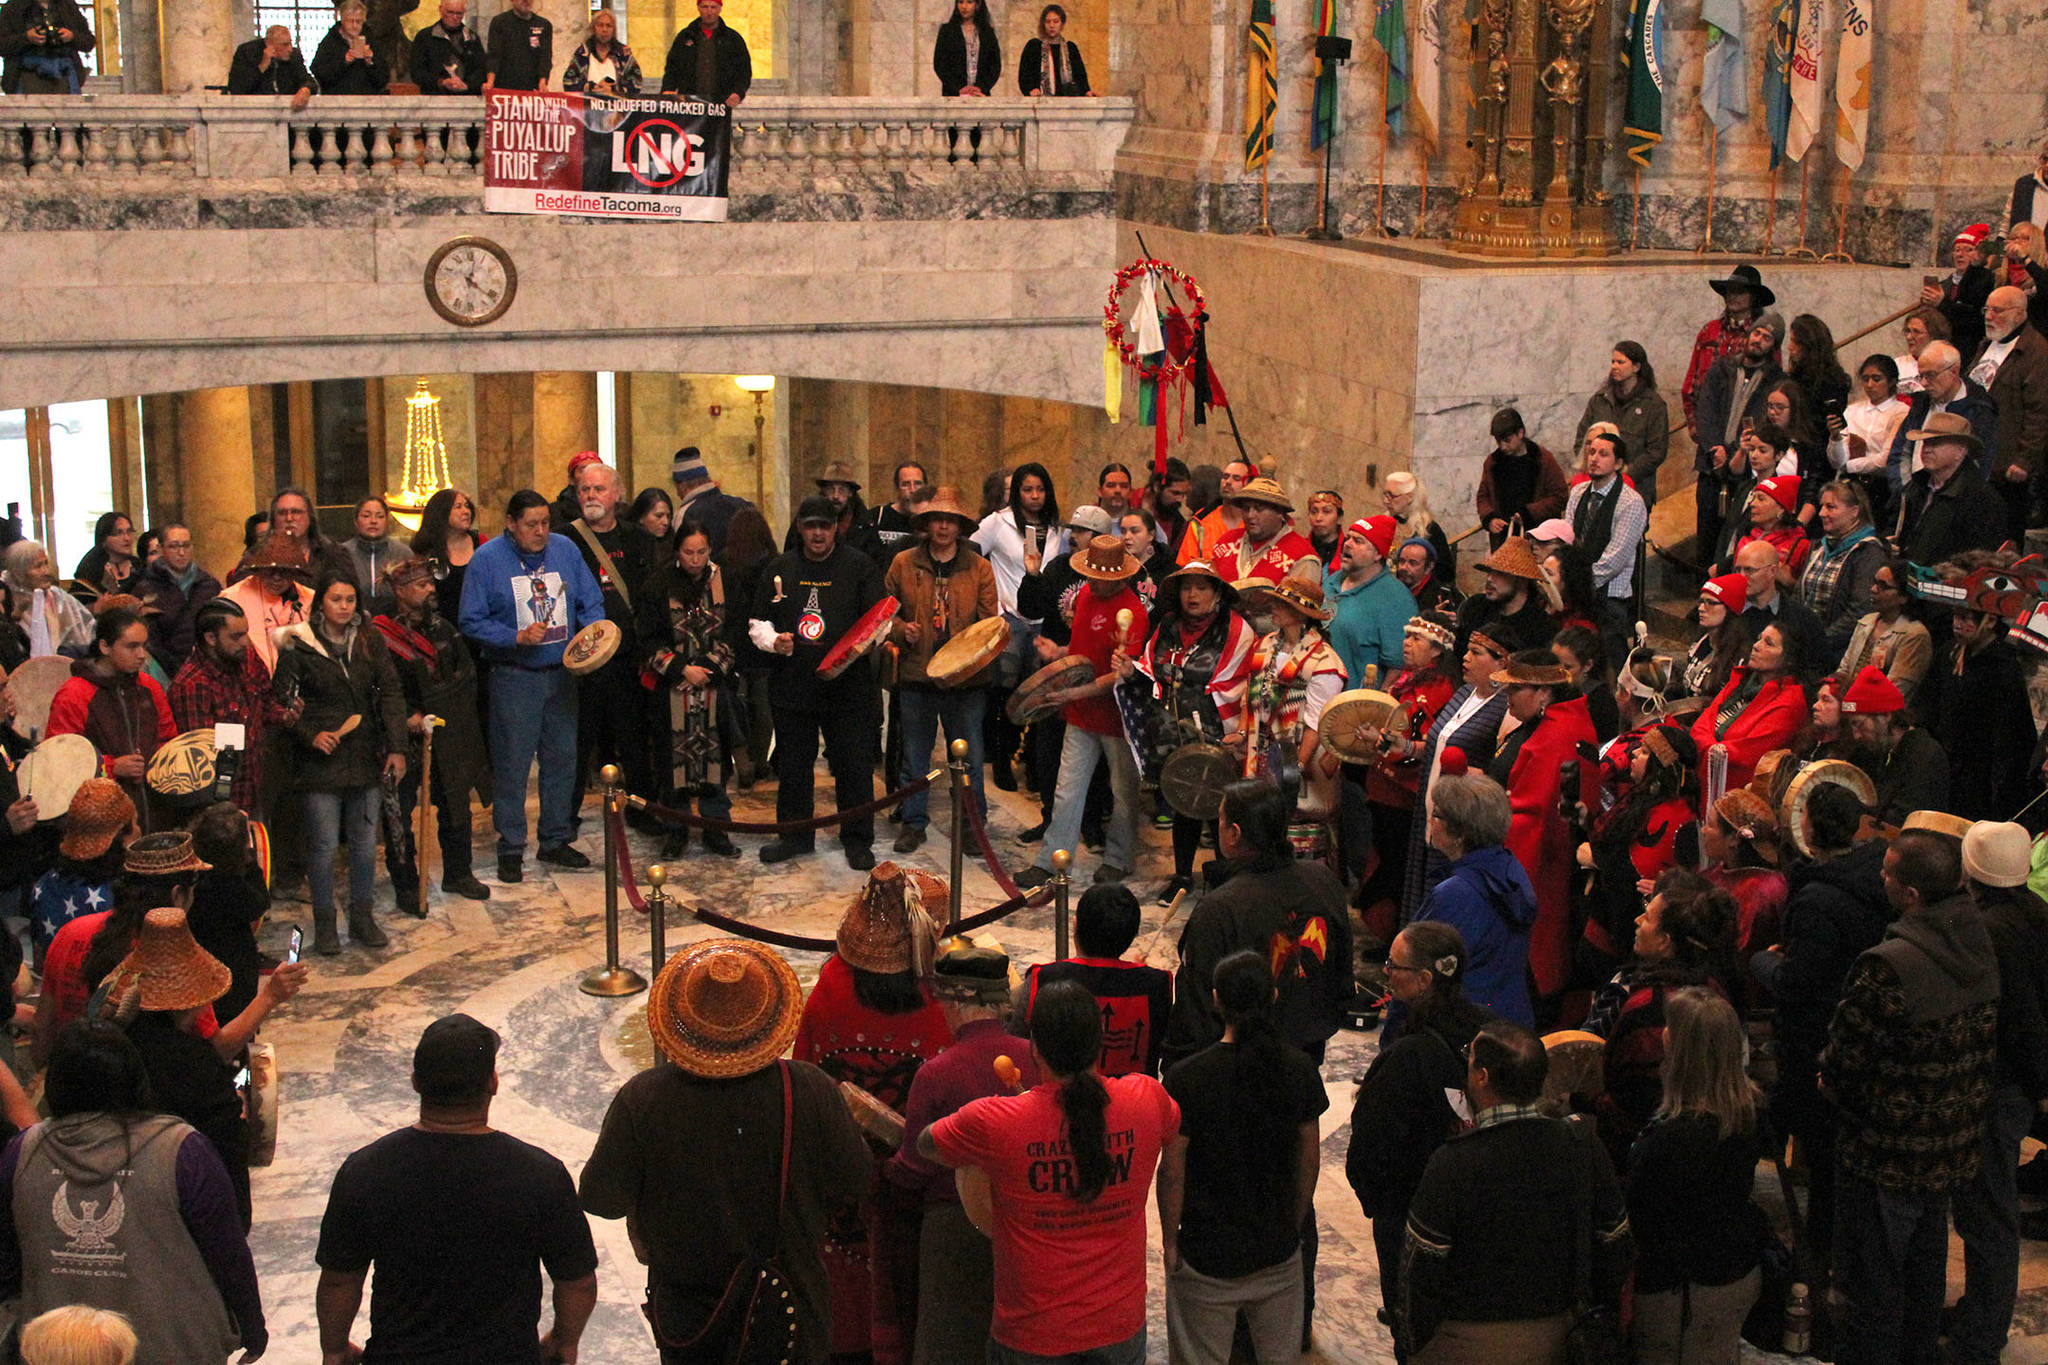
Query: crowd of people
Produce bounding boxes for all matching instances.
[0,244,2045,1363]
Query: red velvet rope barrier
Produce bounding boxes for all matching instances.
[961,790,1026,903]
[604,804,1055,952]
[632,772,938,835]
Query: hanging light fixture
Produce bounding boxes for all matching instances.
[386,378,455,532]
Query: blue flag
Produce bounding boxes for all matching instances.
[1699,0,1748,132]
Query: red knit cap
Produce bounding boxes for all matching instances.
[1955,222,1991,245]
[1699,573,1747,611]
[1348,515,1398,559]
[1839,664,1905,715]
[1756,476,1800,514]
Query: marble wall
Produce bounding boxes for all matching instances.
[1103,0,2044,265]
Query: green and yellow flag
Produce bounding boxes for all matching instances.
[1245,0,1277,169]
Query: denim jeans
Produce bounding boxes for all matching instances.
[489,664,578,856]
[1948,1082,2034,1365]
[985,1327,1145,1365]
[1036,724,1138,873]
[1833,1168,1951,1365]
[304,785,377,921]
[898,684,987,831]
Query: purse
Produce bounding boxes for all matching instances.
[643,1062,800,1365]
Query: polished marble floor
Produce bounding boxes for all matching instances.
[243,764,2048,1363]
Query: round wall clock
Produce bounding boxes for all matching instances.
[425,236,517,327]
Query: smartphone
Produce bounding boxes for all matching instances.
[286,926,303,965]
[1822,395,1847,418]
[1923,273,1941,290]
[233,1066,252,1091]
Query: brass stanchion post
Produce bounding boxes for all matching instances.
[948,739,970,928]
[1051,849,1073,960]
[646,862,668,976]
[581,764,648,998]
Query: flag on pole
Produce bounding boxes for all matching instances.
[1245,0,1277,169]
[1621,0,1666,166]
[1785,0,1827,160]
[1373,0,1409,134]
[1833,0,1872,167]
[1699,0,1749,132]
[1311,0,1343,150]
[1760,0,1794,164]
[1411,0,1443,150]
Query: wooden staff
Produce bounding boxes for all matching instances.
[416,715,441,918]
[1256,159,1276,235]
[1630,164,1641,249]
[1822,170,1855,262]
[1763,162,1780,254]
[1695,124,1719,254]
[1376,47,1391,236]
[1785,157,1819,260]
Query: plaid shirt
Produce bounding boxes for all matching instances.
[168,647,280,815]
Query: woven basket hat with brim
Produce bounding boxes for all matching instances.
[1490,652,1573,688]
[59,778,136,861]
[838,862,948,976]
[237,529,313,578]
[112,907,232,1014]
[647,937,805,1079]
[123,831,211,877]
[1241,575,1332,622]
[912,486,977,532]
[1476,531,1545,581]
[1230,476,1295,513]
[1159,559,1238,607]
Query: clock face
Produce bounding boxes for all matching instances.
[426,238,516,327]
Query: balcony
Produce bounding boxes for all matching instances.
[0,93,1134,222]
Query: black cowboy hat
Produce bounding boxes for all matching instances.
[1707,263,1776,308]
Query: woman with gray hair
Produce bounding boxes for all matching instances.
[2,540,94,657]
[1411,767,1537,1028]
[313,0,390,94]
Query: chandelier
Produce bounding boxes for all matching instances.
[386,379,454,532]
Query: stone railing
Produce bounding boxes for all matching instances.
[0,94,1132,188]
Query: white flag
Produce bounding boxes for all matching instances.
[1833,0,1871,168]
[1412,0,1443,150]
[1784,0,1827,160]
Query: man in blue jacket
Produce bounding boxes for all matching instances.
[460,489,606,884]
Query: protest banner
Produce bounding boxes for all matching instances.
[483,90,731,222]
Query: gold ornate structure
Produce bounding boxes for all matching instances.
[385,379,455,532]
[1453,0,1617,257]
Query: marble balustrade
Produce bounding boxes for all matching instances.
[0,95,1133,188]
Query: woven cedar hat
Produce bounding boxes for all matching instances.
[112,907,232,1013]
[837,862,948,976]
[1230,476,1295,513]
[646,937,805,1079]
[912,486,977,531]
[239,529,313,578]
[1475,528,1544,582]
[1490,651,1573,688]
[59,778,136,861]
[1241,574,1332,622]
[1159,559,1238,606]
[122,831,211,877]
[1070,533,1143,583]
[1713,788,1782,865]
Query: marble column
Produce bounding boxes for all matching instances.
[161,0,237,94]
[532,372,599,486]
[118,0,162,91]
[176,387,259,576]
[533,0,587,86]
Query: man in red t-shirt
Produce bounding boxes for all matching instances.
[1017,535,1149,888]
[922,978,1179,1363]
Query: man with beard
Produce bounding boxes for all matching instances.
[864,461,929,562]
[1179,458,1252,565]
[1394,537,1462,613]
[785,461,881,562]
[1835,665,1949,825]
[1453,530,1554,659]
[1693,311,1788,561]
[750,496,887,869]
[1144,457,1193,557]
[169,599,300,818]
[564,461,660,827]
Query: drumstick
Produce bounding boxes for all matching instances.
[1115,608,1133,642]
[1140,888,1191,961]
[993,1055,1025,1092]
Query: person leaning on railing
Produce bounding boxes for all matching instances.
[227,24,316,110]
